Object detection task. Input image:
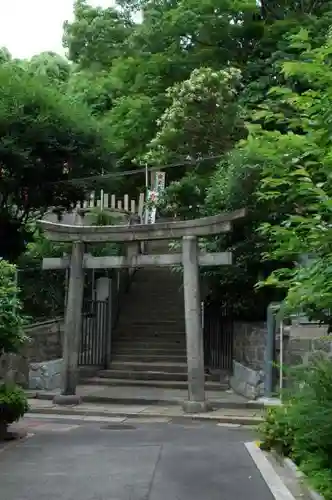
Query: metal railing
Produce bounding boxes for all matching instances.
[79,299,109,367]
[203,301,233,371]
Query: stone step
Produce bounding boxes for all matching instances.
[109,361,188,374]
[113,347,186,356]
[112,343,186,352]
[84,377,228,391]
[113,345,186,353]
[116,332,186,339]
[117,323,186,332]
[98,369,220,382]
[129,286,183,294]
[115,330,185,338]
[128,292,182,298]
[123,303,183,310]
[112,354,187,363]
[113,341,186,349]
[113,339,186,348]
[123,305,184,312]
[118,316,185,323]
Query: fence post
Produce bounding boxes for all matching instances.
[264,302,278,398]
[96,277,112,368]
[106,280,112,368]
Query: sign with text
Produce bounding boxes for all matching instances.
[146,171,166,224]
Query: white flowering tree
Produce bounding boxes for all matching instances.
[141,67,244,166]
[140,67,244,218]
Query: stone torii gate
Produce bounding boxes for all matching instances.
[39,209,245,413]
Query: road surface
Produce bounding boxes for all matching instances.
[0,416,275,500]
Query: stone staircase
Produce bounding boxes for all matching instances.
[84,240,228,391]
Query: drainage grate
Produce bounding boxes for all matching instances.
[100,424,136,430]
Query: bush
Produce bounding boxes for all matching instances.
[259,359,332,499]
[259,405,295,457]
[0,383,29,425]
[0,260,27,354]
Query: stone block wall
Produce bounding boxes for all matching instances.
[29,358,63,391]
[231,321,266,399]
[0,318,64,388]
[233,321,267,371]
[0,351,29,387]
[286,323,332,367]
[25,319,64,362]
[230,319,332,399]
[231,360,264,400]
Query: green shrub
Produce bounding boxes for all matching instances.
[0,383,29,424]
[259,405,295,457]
[259,359,332,499]
[0,260,27,354]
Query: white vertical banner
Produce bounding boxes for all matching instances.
[147,190,157,224]
[146,171,166,224]
[154,171,166,194]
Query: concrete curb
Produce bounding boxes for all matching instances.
[26,406,263,426]
[245,442,295,500]
[25,391,266,410]
[267,447,324,500]
[282,456,325,500]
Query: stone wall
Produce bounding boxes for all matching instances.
[230,322,266,399]
[230,360,264,400]
[29,358,63,391]
[230,319,332,399]
[25,318,64,362]
[233,321,267,371]
[286,322,332,367]
[0,318,64,388]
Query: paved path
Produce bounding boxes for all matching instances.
[0,416,274,500]
[26,398,264,425]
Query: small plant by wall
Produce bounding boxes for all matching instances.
[0,260,29,439]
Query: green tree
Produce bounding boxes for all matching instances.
[0,62,115,262]
[142,67,244,166]
[0,47,11,65]
[26,51,71,85]
[63,0,132,70]
[255,30,332,326]
[0,261,26,356]
[67,69,114,115]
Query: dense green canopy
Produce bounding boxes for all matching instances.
[2,0,332,320]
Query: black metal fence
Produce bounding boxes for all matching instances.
[79,299,109,367]
[203,301,233,371]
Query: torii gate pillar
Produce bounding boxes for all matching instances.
[182,236,209,412]
[53,241,84,405]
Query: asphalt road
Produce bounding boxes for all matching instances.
[0,417,274,500]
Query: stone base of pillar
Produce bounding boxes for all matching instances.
[182,400,212,414]
[53,394,82,406]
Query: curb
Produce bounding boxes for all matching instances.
[266,446,324,500]
[26,391,265,410]
[26,406,263,426]
[282,456,324,500]
[245,441,295,500]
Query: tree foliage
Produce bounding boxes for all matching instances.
[26,52,71,85]
[0,62,114,262]
[63,0,132,70]
[142,67,244,166]
[0,261,26,357]
[1,0,332,319]
[257,31,332,326]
